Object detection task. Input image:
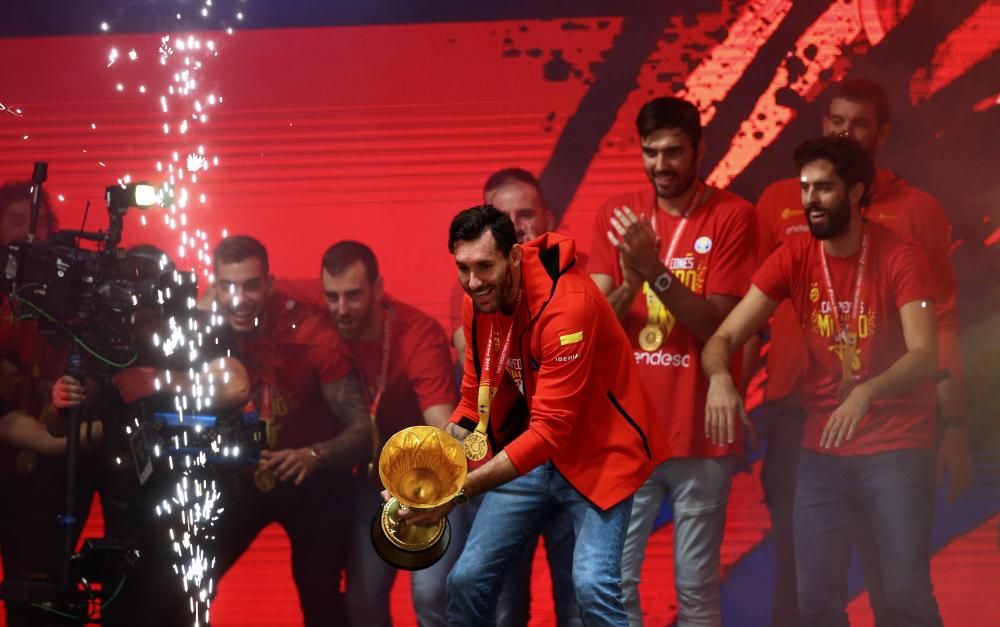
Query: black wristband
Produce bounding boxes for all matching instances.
[456,417,478,433]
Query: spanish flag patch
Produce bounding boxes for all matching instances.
[559,330,584,346]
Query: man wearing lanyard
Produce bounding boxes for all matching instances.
[207,235,372,626]
[704,135,943,626]
[319,240,457,627]
[399,205,662,627]
[589,96,757,626]
[753,78,971,626]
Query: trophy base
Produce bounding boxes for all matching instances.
[370,499,452,571]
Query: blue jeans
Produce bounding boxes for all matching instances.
[761,401,895,627]
[345,486,479,627]
[795,448,942,627]
[447,463,632,627]
[496,510,582,627]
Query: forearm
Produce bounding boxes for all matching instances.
[936,376,965,425]
[860,347,936,403]
[463,450,520,499]
[606,281,642,323]
[646,262,727,343]
[702,333,736,380]
[312,418,372,470]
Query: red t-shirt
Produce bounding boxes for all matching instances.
[235,291,353,451]
[348,296,456,446]
[755,169,961,401]
[590,186,757,458]
[752,223,936,455]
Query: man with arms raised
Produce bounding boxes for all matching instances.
[590,96,757,626]
[704,136,943,626]
[403,205,662,627]
[208,235,371,626]
[320,240,457,627]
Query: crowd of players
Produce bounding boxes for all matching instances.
[0,78,971,627]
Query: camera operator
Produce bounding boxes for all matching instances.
[0,179,88,627]
[51,245,250,627]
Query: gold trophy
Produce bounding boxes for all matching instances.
[370,425,467,570]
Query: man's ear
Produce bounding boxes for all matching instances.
[510,243,522,268]
[373,275,385,301]
[848,181,865,210]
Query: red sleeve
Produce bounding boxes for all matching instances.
[587,199,620,279]
[450,297,481,425]
[296,315,353,384]
[403,315,457,411]
[888,239,934,308]
[503,290,602,475]
[910,195,958,315]
[704,199,757,298]
[752,242,795,304]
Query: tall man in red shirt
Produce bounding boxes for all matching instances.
[754,79,971,625]
[590,96,757,626]
[401,205,662,627]
[704,136,943,626]
[207,236,372,626]
[319,240,458,627]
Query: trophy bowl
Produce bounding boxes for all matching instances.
[370,425,467,570]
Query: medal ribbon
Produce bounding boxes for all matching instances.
[644,181,706,327]
[818,228,869,383]
[473,291,523,440]
[352,305,394,478]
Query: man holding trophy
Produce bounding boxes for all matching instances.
[382,205,665,627]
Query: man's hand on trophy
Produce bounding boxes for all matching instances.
[52,375,86,409]
[260,447,320,485]
[381,489,457,526]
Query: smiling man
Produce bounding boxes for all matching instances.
[704,136,943,627]
[752,79,970,626]
[319,240,458,627]
[208,235,372,627]
[589,96,757,627]
[405,205,661,627]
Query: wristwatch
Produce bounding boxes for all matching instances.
[651,271,673,294]
[453,488,469,505]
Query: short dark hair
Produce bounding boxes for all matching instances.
[635,97,702,147]
[793,136,876,207]
[483,168,543,198]
[321,240,379,285]
[213,235,269,273]
[828,78,890,126]
[447,205,517,255]
[0,180,59,234]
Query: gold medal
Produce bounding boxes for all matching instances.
[254,465,276,492]
[638,324,664,352]
[463,431,488,462]
[15,451,37,475]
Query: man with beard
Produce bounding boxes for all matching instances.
[753,78,970,626]
[400,205,662,627]
[704,135,943,626]
[449,168,581,627]
[319,240,457,627]
[207,235,371,626]
[589,96,757,626]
